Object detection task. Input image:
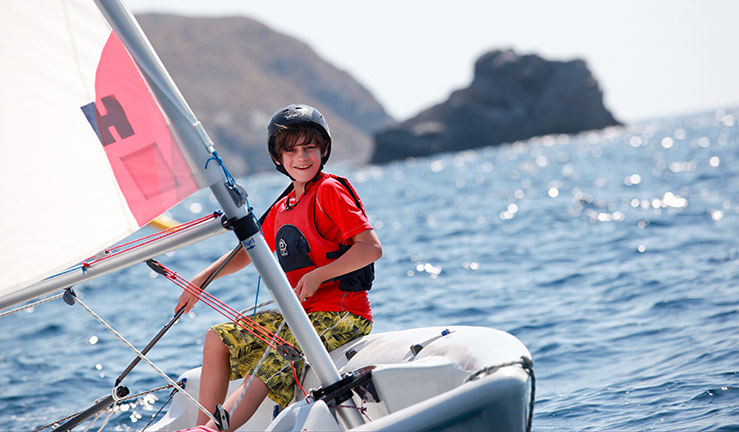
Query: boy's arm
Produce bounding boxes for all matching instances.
[293,229,382,302]
[175,247,252,313]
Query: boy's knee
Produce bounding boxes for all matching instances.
[204,329,226,351]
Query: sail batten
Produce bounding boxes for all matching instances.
[0,0,220,306]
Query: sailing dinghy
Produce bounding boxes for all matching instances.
[0,1,534,430]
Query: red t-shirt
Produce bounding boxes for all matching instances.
[261,174,374,321]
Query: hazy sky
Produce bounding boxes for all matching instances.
[126,0,738,123]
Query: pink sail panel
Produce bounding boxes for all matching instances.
[87,32,198,226]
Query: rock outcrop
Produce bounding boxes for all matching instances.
[371,49,620,164]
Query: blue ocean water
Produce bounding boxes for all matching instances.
[1,108,738,431]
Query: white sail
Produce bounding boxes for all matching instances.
[0,0,219,303]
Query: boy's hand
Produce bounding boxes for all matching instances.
[175,275,204,314]
[175,289,200,314]
[294,270,323,302]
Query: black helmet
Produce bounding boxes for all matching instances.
[267,104,332,176]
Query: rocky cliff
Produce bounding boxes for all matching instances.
[371,49,620,164]
[137,16,619,171]
[136,14,394,176]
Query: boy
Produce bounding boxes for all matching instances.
[175,104,382,430]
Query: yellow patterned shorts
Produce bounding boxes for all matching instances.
[211,310,372,407]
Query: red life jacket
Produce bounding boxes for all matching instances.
[272,173,374,292]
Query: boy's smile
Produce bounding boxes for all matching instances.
[279,138,324,191]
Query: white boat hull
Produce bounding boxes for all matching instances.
[151,326,534,431]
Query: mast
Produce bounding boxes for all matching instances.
[94,0,364,427]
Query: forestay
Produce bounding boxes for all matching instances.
[0,0,220,304]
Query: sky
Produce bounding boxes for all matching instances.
[126,0,739,123]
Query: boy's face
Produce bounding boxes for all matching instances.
[277,133,323,184]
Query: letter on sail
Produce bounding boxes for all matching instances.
[80,32,198,226]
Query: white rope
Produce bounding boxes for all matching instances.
[81,411,102,432]
[94,404,116,432]
[72,295,217,425]
[0,292,64,319]
[239,299,275,316]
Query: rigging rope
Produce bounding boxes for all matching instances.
[241,299,275,316]
[91,405,116,432]
[205,150,247,208]
[33,382,184,432]
[291,362,308,398]
[140,383,182,432]
[150,260,300,358]
[82,411,103,432]
[148,256,310,422]
[69,293,218,425]
[40,212,222,281]
[81,212,221,270]
[0,292,64,319]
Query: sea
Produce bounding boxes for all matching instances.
[2,107,738,431]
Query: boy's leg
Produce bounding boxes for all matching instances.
[197,328,231,425]
[207,376,270,432]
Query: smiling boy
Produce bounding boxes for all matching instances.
[176,104,382,430]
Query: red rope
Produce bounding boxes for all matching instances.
[291,362,308,398]
[154,262,299,353]
[162,262,310,399]
[82,213,220,268]
[150,258,311,402]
